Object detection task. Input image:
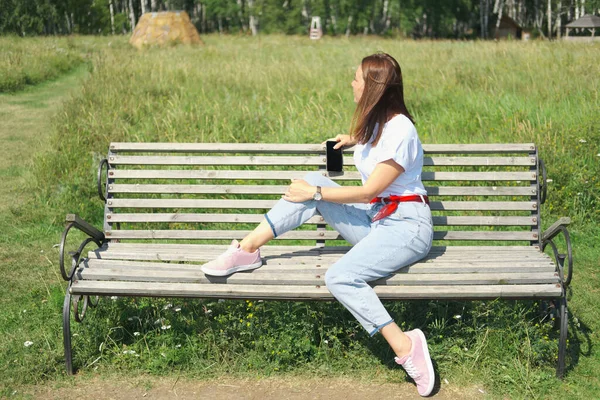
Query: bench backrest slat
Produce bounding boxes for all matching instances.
[104,142,541,247]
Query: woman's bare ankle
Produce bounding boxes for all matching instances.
[239,241,257,253]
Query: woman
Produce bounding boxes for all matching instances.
[202,52,435,397]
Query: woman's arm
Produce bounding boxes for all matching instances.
[283,159,405,204]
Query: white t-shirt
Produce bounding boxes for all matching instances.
[353,114,427,197]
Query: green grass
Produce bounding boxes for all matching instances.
[0,36,89,93]
[1,35,599,399]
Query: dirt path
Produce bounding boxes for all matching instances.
[17,375,486,399]
[0,67,88,214]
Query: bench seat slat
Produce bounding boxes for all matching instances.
[89,249,552,263]
[100,243,543,252]
[108,184,537,196]
[106,214,537,226]
[85,258,555,273]
[77,267,559,286]
[105,229,539,241]
[107,199,537,211]
[110,155,536,167]
[109,142,536,154]
[110,170,536,181]
[70,281,561,300]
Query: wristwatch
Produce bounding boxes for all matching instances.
[313,186,322,201]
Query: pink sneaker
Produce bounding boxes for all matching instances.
[395,329,435,397]
[201,240,262,276]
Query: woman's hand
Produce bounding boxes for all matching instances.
[282,179,316,203]
[323,134,357,150]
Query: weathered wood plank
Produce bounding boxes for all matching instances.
[78,267,559,286]
[84,258,555,274]
[105,230,341,240]
[105,229,537,241]
[109,155,535,167]
[109,142,536,154]
[106,198,537,211]
[106,214,536,226]
[101,243,541,252]
[110,169,536,181]
[70,281,561,299]
[106,213,323,224]
[108,184,537,196]
[89,249,551,263]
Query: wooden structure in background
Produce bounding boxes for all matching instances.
[565,14,600,42]
[494,15,523,40]
[129,11,203,49]
[310,16,323,40]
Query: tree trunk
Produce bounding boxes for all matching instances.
[345,15,352,37]
[557,1,562,38]
[547,0,552,39]
[140,0,146,15]
[237,0,248,32]
[128,0,135,31]
[151,0,157,12]
[109,0,115,34]
[248,0,258,35]
[330,3,338,35]
[494,0,503,39]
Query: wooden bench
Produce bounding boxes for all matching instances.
[59,142,573,377]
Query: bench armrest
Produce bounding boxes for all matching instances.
[542,217,572,290]
[59,214,106,281]
[65,214,105,242]
[542,217,571,242]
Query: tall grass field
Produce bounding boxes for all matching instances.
[0,36,85,93]
[1,35,599,398]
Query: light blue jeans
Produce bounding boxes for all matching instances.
[265,172,434,336]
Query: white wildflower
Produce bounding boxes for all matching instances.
[463,347,469,351]
[453,314,462,320]
[204,309,212,315]
[577,192,582,196]
[162,303,173,310]
[579,139,587,143]
[123,350,136,355]
[175,344,182,348]
[546,179,553,183]
[161,325,171,330]
[133,332,141,337]
[174,307,182,312]
[161,352,167,358]
[24,341,33,347]
[110,296,118,301]
[443,378,449,385]
[22,310,26,313]
[323,340,329,344]
[154,319,163,325]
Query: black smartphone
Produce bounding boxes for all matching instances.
[326,140,344,172]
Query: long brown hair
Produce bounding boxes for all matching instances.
[350,53,414,146]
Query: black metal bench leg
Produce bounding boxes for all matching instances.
[556,296,568,379]
[63,285,74,375]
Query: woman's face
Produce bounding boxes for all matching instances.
[351,65,365,103]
